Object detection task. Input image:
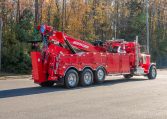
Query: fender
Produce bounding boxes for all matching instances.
[63,66,79,76]
[82,66,94,72]
[148,63,156,71]
[63,65,95,77]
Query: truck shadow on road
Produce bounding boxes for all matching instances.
[0,78,147,99]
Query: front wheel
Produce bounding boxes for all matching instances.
[148,66,157,79]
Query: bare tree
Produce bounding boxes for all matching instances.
[16,0,20,23]
[0,18,3,71]
[35,0,39,25]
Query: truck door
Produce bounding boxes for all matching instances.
[120,53,130,73]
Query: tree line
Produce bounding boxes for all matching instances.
[0,0,167,73]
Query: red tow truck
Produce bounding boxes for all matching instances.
[31,25,157,88]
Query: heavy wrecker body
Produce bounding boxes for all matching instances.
[31,25,157,88]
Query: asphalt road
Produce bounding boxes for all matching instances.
[0,70,167,119]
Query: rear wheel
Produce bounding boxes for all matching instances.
[148,66,157,79]
[94,67,106,83]
[123,74,133,79]
[80,69,93,86]
[40,81,54,87]
[64,69,79,88]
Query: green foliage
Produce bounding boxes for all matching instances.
[120,1,146,45]
[151,28,167,61]
[15,9,34,42]
[53,15,61,31]
[2,35,31,73]
[1,8,34,74]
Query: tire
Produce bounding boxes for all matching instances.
[64,69,79,88]
[80,69,94,86]
[123,74,133,79]
[148,66,157,79]
[40,81,54,87]
[94,67,106,83]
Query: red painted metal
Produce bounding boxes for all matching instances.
[31,25,156,85]
[31,52,46,83]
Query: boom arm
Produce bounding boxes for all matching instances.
[49,29,105,53]
[37,25,105,53]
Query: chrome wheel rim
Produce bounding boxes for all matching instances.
[152,68,156,78]
[97,69,104,81]
[68,73,77,87]
[84,72,92,85]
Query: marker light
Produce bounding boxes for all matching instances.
[40,25,46,34]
